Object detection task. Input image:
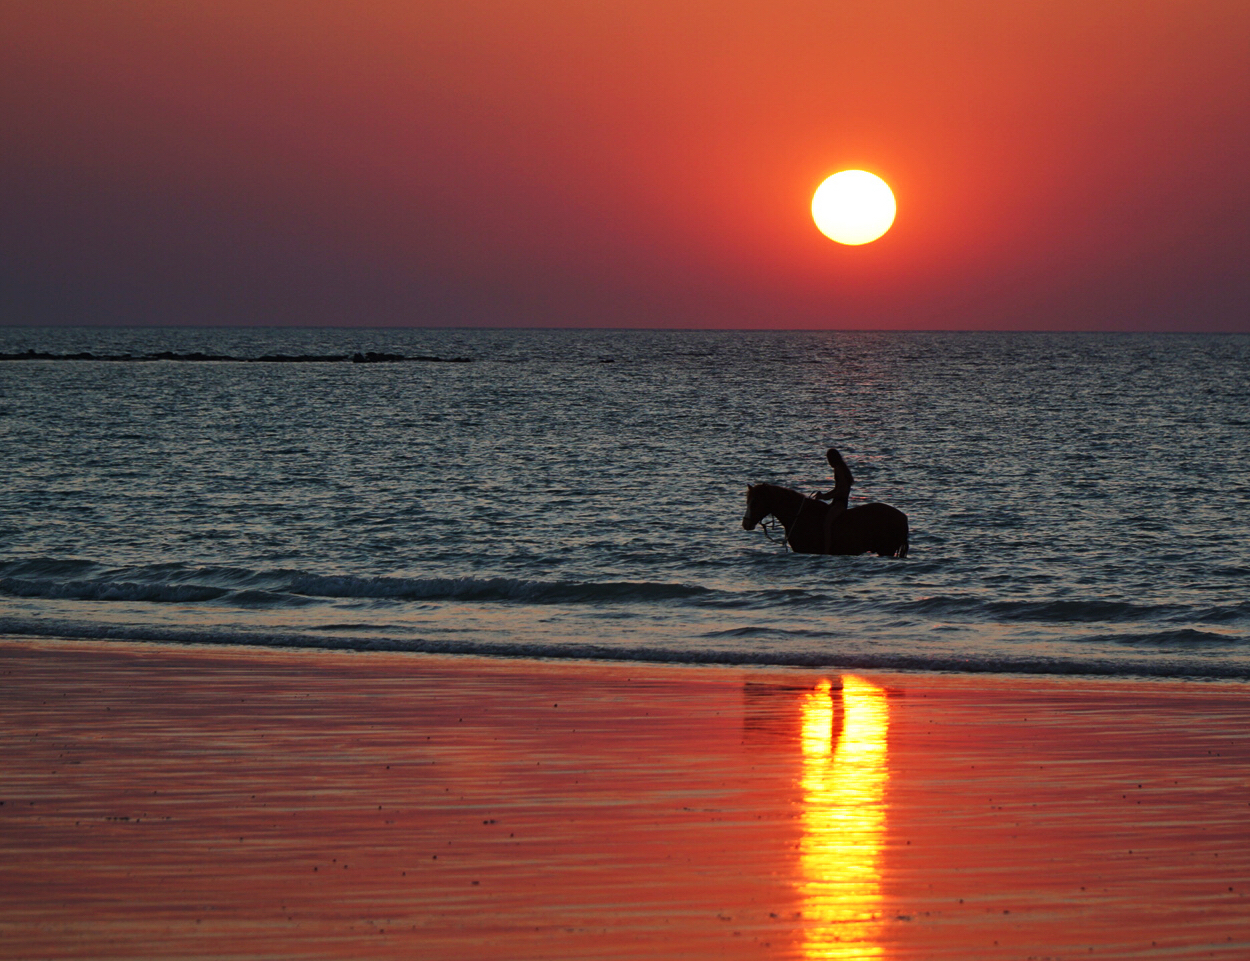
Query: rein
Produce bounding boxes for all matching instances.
[759,516,786,545]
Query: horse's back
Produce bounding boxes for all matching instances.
[831,502,909,557]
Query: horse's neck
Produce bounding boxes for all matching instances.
[768,486,812,526]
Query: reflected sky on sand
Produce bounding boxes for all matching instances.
[5,644,1250,960]
[800,675,890,960]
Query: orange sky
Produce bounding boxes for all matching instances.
[2,0,1247,329]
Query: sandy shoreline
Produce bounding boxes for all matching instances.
[1,637,1247,960]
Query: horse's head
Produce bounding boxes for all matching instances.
[743,484,769,530]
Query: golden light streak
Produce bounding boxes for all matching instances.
[799,675,890,959]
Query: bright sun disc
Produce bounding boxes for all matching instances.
[811,170,896,245]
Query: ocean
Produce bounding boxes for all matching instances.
[1,327,1247,680]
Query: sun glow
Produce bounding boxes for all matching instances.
[811,171,896,245]
[799,675,890,959]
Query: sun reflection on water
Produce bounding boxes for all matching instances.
[799,675,889,959]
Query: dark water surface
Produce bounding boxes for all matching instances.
[1,328,1247,678]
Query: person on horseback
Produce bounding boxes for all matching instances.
[814,448,853,554]
[742,447,907,557]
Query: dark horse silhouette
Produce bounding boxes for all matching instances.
[742,483,909,557]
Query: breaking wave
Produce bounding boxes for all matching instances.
[0,617,1247,680]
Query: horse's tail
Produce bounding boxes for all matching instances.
[895,513,909,558]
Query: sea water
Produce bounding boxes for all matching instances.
[1,327,1247,679]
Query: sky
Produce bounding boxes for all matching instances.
[2,0,1248,331]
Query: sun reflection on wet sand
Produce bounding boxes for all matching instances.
[800,675,889,960]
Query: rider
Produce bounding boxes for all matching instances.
[814,448,853,553]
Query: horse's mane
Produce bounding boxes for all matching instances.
[748,482,821,512]
[751,482,808,499]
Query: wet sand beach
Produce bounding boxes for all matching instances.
[1,638,1247,960]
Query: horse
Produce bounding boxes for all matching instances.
[742,482,909,557]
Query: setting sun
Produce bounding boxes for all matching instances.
[811,170,896,246]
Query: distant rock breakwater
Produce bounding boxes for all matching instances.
[0,349,473,363]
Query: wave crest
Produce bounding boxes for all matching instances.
[0,561,717,607]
